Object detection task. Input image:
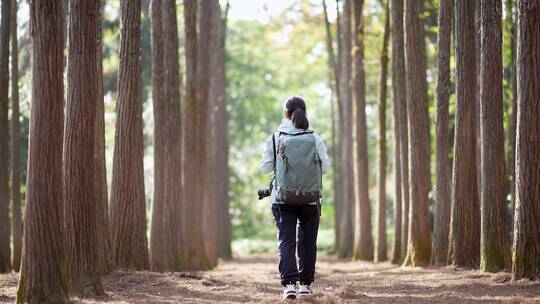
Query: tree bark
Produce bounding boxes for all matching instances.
[389,0,406,264]
[479,0,510,272]
[210,0,232,260]
[16,1,69,302]
[390,0,410,263]
[323,0,340,100]
[448,0,480,268]
[95,2,113,276]
[352,0,373,262]
[64,0,104,293]
[376,2,390,263]
[403,0,431,267]
[182,0,212,270]
[150,0,184,272]
[431,0,453,267]
[334,0,345,257]
[109,0,150,270]
[511,0,540,281]
[0,0,12,274]
[10,0,22,273]
[337,0,355,259]
[199,0,219,269]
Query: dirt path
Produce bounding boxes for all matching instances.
[1,255,540,303]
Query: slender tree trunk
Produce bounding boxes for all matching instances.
[64,0,104,293]
[431,0,453,267]
[323,0,340,100]
[10,0,22,273]
[63,0,103,294]
[334,0,344,256]
[511,0,540,281]
[0,0,12,274]
[183,0,211,270]
[95,2,113,275]
[322,1,341,255]
[474,0,482,200]
[16,1,69,302]
[337,0,354,258]
[109,0,150,270]
[389,0,405,264]
[391,0,410,262]
[150,0,184,272]
[448,0,480,268]
[352,0,373,262]
[479,0,510,272]
[402,0,431,267]
[376,2,390,263]
[150,0,166,271]
[211,0,232,260]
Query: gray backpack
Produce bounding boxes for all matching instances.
[273,131,322,205]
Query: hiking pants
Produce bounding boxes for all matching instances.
[271,204,320,286]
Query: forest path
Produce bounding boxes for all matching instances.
[1,255,540,303]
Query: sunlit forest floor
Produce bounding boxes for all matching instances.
[1,255,540,303]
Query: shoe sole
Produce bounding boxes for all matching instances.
[298,292,313,297]
[283,293,296,299]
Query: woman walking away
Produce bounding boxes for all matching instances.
[259,96,331,299]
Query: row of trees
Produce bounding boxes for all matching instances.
[327,0,539,280]
[0,0,232,302]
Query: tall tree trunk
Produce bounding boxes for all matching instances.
[109,0,150,270]
[323,0,341,258]
[337,0,354,259]
[511,0,540,281]
[0,0,12,274]
[183,0,211,270]
[210,0,232,260]
[389,0,406,264]
[376,2,390,263]
[352,0,373,262]
[392,0,410,262]
[196,0,218,267]
[200,0,219,269]
[10,0,22,273]
[16,1,69,302]
[150,0,184,272]
[388,0,403,264]
[323,0,340,100]
[474,0,482,201]
[431,0,453,267]
[95,2,113,276]
[63,0,103,294]
[479,0,510,272]
[448,0,480,268]
[64,0,104,293]
[334,0,344,256]
[403,0,431,267]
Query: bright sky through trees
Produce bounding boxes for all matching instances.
[225,0,337,22]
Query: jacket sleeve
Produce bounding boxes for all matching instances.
[259,134,275,175]
[315,133,332,174]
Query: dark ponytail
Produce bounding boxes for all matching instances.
[285,96,309,130]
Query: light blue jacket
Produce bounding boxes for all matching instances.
[259,118,331,204]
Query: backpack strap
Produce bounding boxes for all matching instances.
[272,134,277,172]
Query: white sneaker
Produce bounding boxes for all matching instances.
[298,284,313,297]
[282,284,297,299]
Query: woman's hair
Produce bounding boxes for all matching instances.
[285,96,309,130]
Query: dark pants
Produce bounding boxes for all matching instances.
[271,204,320,286]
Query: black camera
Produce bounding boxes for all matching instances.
[257,188,272,200]
[257,178,274,200]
